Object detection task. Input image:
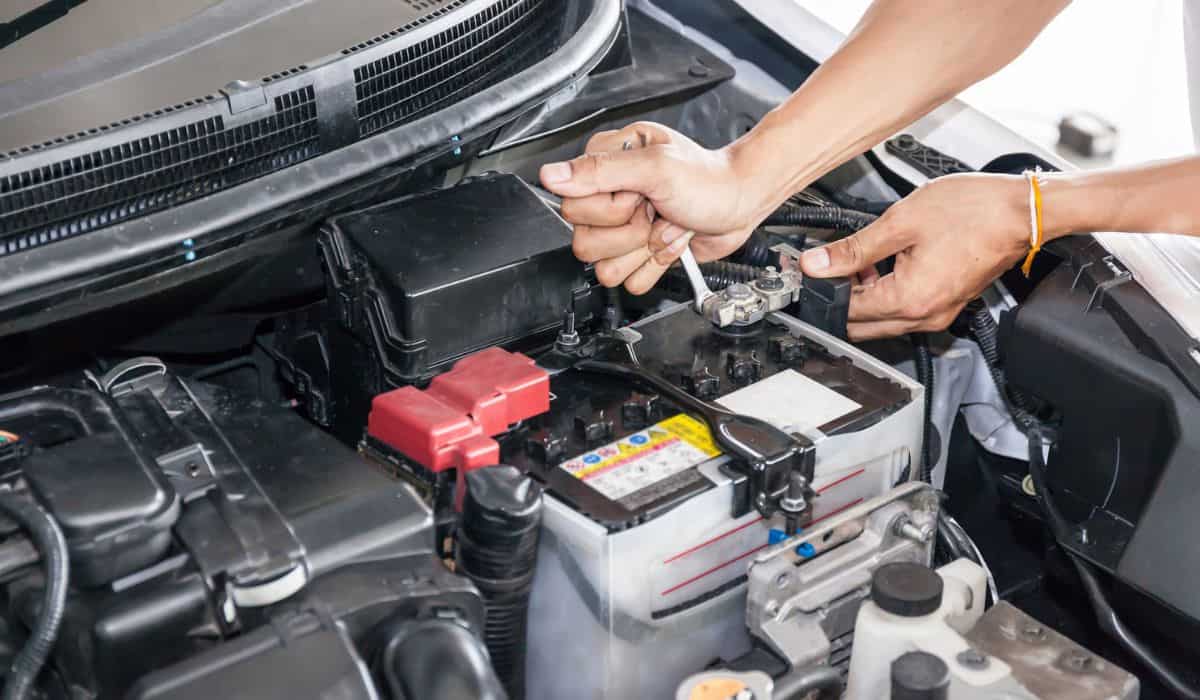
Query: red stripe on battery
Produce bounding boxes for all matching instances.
[816,468,866,494]
[660,543,770,597]
[663,516,765,565]
[659,495,867,596]
[576,436,681,481]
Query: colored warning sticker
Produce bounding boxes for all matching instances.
[559,414,721,501]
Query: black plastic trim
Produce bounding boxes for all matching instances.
[0,0,620,334]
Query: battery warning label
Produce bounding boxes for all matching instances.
[559,414,721,501]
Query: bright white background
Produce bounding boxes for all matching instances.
[796,0,1195,165]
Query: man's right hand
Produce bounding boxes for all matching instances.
[539,122,759,294]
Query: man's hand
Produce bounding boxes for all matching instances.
[539,122,759,294]
[801,174,1031,340]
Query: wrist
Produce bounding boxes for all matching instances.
[1038,171,1100,241]
[724,111,825,227]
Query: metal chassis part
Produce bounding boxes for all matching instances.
[746,482,940,669]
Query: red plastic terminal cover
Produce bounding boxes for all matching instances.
[367,348,549,475]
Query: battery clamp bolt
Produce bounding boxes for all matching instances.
[756,266,785,291]
[894,515,934,544]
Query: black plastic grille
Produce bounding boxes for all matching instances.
[354,0,562,137]
[0,86,320,257]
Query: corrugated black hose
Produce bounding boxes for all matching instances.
[763,205,878,232]
[1027,428,1200,699]
[0,492,68,700]
[665,261,758,292]
[911,335,936,484]
[964,299,1039,433]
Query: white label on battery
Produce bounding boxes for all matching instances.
[559,414,721,501]
[716,369,861,434]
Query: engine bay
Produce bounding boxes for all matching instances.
[0,2,1197,699]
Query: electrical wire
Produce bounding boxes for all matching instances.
[942,514,999,606]
[1027,428,1200,699]
[763,205,878,232]
[0,491,69,700]
[911,335,936,484]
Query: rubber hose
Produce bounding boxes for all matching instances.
[0,492,69,700]
[456,467,542,700]
[965,299,1039,432]
[1027,429,1200,699]
[775,664,845,700]
[911,334,936,483]
[826,189,894,217]
[936,518,969,563]
[734,230,778,268]
[763,205,878,232]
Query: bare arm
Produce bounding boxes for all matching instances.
[730,0,1072,223]
[1041,157,1200,239]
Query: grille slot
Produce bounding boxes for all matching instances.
[354,0,562,137]
[0,86,319,258]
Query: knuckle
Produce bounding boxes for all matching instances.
[560,197,582,222]
[586,129,618,153]
[906,297,938,321]
[624,274,656,296]
[571,233,596,263]
[594,263,624,288]
[840,236,867,268]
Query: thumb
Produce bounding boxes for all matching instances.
[800,218,908,278]
[539,148,664,199]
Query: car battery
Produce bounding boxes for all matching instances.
[509,304,923,700]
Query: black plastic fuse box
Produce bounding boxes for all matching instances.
[319,174,588,386]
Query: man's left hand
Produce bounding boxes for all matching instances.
[800,173,1032,340]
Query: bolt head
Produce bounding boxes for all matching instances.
[956,648,989,670]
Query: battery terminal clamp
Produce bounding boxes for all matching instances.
[575,359,816,522]
[686,243,851,339]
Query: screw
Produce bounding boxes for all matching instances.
[780,473,809,515]
[1019,623,1047,643]
[557,298,581,348]
[186,462,201,478]
[775,573,791,589]
[894,516,933,543]
[764,601,780,618]
[957,648,990,670]
[689,60,711,78]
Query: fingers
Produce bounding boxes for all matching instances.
[625,228,693,295]
[561,191,645,227]
[847,272,961,339]
[847,273,907,323]
[540,147,667,199]
[594,247,651,288]
[799,216,911,278]
[847,320,916,342]
[571,204,654,263]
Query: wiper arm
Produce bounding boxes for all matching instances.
[1,0,89,52]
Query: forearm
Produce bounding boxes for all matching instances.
[727,0,1069,222]
[1040,157,1200,240]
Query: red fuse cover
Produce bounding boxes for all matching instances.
[367,348,549,479]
